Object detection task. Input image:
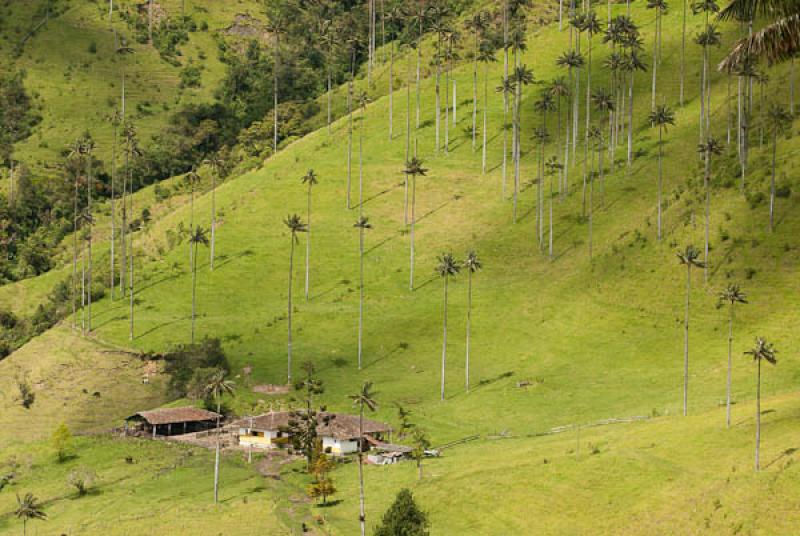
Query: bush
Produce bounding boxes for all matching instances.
[374,489,430,536]
[161,338,229,398]
[180,65,202,89]
[51,423,72,462]
[67,467,96,496]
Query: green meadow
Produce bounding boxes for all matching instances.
[1,0,799,534]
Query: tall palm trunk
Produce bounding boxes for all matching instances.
[409,174,416,290]
[755,358,762,471]
[472,31,479,151]
[214,405,221,503]
[357,403,366,536]
[273,35,280,154]
[726,302,734,428]
[502,2,509,196]
[444,47,450,153]
[210,171,217,271]
[416,27,422,129]
[389,37,394,140]
[86,156,93,332]
[683,263,692,416]
[589,142,595,260]
[287,236,295,384]
[627,67,635,168]
[651,10,659,111]
[110,127,117,300]
[441,275,448,401]
[358,224,365,369]
[704,151,711,282]
[680,0,687,105]
[128,179,134,341]
[405,54,411,224]
[191,236,198,344]
[435,33,441,152]
[465,269,472,392]
[347,67,354,209]
[770,128,777,232]
[657,126,664,240]
[482,62,489,173]
[72,173,78,330]
[584,34,593,208]
[305,184,312,301]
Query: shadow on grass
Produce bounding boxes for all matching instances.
[135,318,183,339]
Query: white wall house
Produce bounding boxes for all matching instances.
[322,436,359,455]
[238,428,282,449]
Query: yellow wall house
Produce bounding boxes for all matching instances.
[234,411,391,455]
[235,412,291,449]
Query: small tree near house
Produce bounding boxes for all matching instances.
[306,452,337,505]
[374,488,430,536]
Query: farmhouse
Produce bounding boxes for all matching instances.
[125,407,220,438]
[235,411,392,456]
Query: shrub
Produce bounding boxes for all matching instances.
[67,467,96,496]
[51,423,72,462]
[374,489,430,536]
[160,338,229,398]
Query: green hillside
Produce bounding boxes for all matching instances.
[1,0,799,534]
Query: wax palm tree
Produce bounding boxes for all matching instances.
[354,216,372,370]
[443,29,460,153]
[582,11,602,189]
[767,104,792,232]
[587,126,603,259]
[478,43,498,174]
[514,65,535,220]
[265,11,286,154]
[386,5,402,140]
[570,13,586,160]
[189,226,209,344]
[108,110,122,300]
[185,167,201,267]
[718,0,800,70]
[549,77,571,196]
[301,169,318,301]
[67,139,84,331]
[694,21,722,139]
[466,11,489,151]
[436,253,460,401]
[430,9,451,152]
[698,137,723,282]
[358,92,371,212]
[556,49,585,192]
[744,337,777,471]
[545,156,563,260]
[647,0,669,111]
[680,0,689,104]
[649,104,676,240]
[204,369,235,504]
[624,48,648,168]
[534,93,555,240]
[284,214,308,384]
[677,245,706,416]
[81,138,96,334]
[203,154,225,271]
[406,2,427,129]
[405,157,428,291]
[349,382,378,536]
[346,34,363,210]
[496,75,517,197]
[591,88,615,208]
[718,284,748,428]
[463,251,481,392]
[15,492,46,536]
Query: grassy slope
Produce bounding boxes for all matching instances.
[0,0,799,534]
[0,436,289,535]
[2,0,260,173]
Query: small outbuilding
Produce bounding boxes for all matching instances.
[125,407,220,438]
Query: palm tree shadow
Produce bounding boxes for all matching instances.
[362,184,400,207]
[413,276,436,292]
[417,200,451,223]
[365,235,395,255]
[136,318,183,339]
[362,345,402,371]
[213,249,256,271]
[310,285,339,301]
[135,272,183,294]
[764,447,798,469]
